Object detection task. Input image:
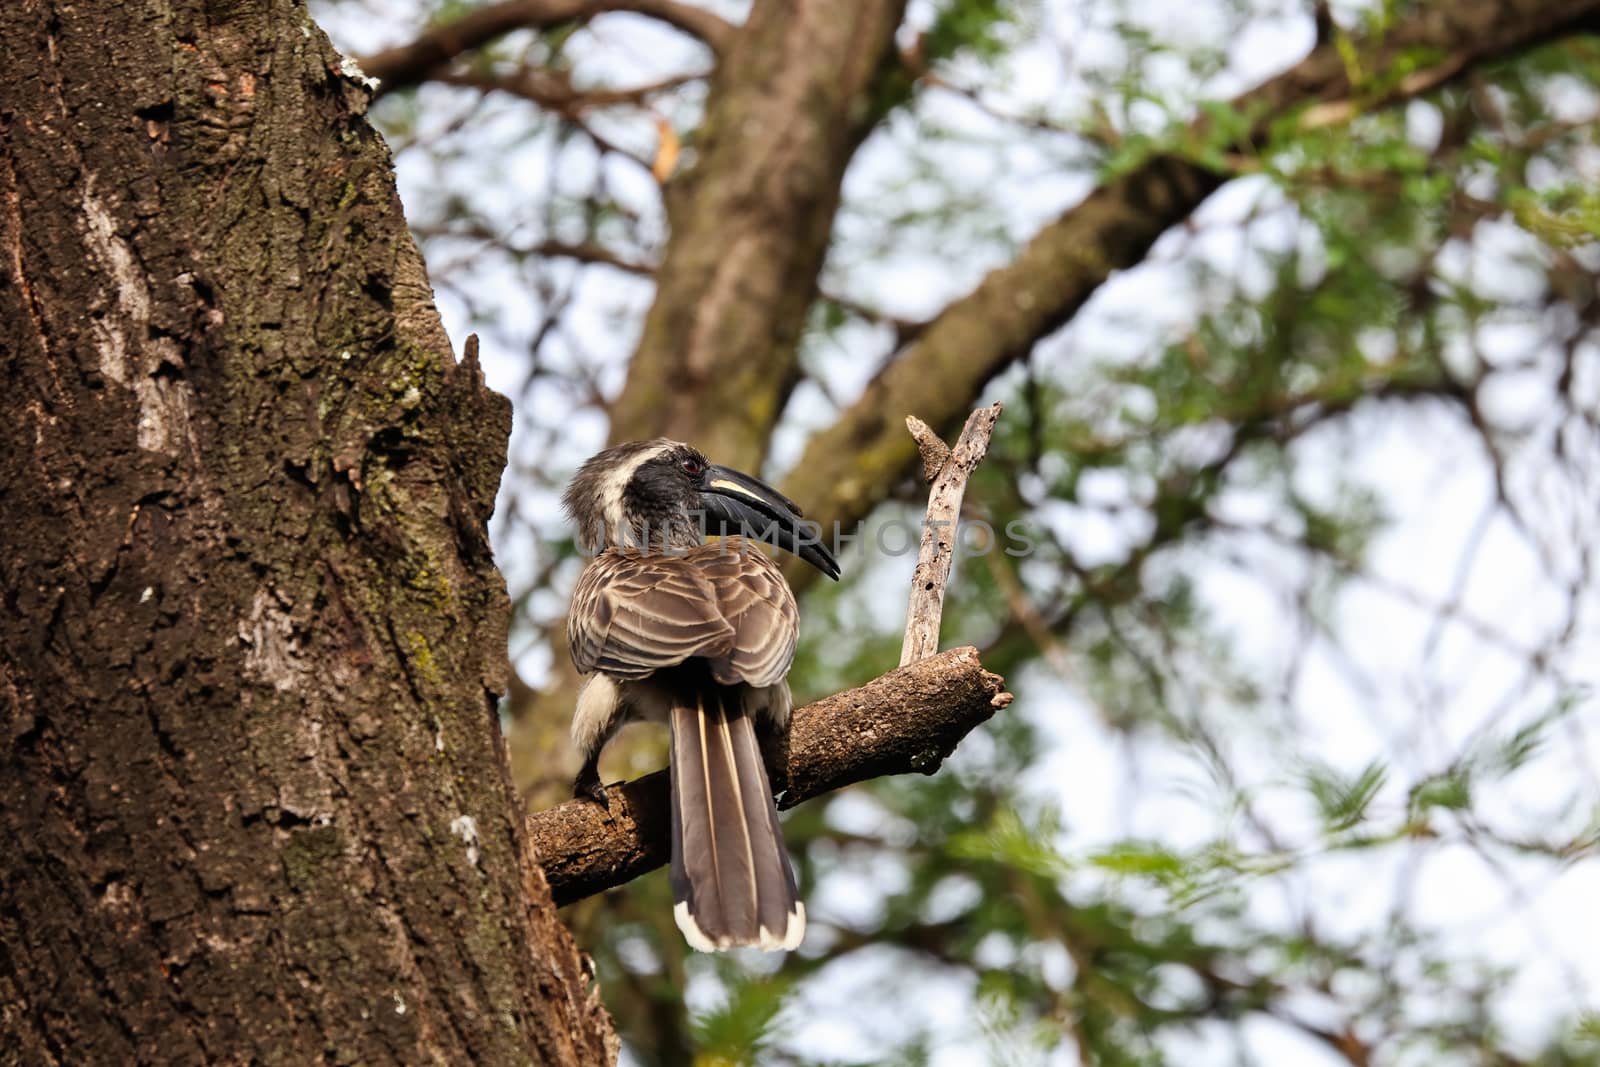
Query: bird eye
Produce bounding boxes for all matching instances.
[681,457,704,476]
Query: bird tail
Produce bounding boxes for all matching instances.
[667,681,804,952]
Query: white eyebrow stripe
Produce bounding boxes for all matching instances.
[600,442,674,546]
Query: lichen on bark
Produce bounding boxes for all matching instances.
[0,1,614,1062]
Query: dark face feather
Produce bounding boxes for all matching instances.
[622,446,711,525]
[563,439,840,579]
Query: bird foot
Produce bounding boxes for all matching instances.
[573,768,611,809]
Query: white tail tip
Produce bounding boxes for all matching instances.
[673,901,806,953]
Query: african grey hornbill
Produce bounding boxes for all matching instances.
[562,439,840,952]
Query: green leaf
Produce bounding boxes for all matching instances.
[1305,759,1388,833]
[1089,842,1187,879]
[1408,769,1473,816]
[689,974,791,1065]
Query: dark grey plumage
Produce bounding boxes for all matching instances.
[668,681,800,949]
[563,439,836,951]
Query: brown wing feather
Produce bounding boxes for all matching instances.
[696,542,799,688]
[568,541,799,685]
[569,552,734,678]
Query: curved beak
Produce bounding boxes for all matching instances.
[700,464,841,580]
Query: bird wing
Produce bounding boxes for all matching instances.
[569,551,734,679]
[693,541,799,688]
[568,541,799,686]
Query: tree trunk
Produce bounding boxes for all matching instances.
[509,0,908,794]
[608,0,907,465]
[0,2,613,1062]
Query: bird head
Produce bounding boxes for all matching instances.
[562,439,841,579]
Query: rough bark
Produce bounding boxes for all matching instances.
[776,0,1600,591]
[0,2,612,1063]
[528,647,1011,906]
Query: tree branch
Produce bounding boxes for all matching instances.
[527,238,656,274]
[523,242,917,337]
[778,0,1600,588]
[901,404,1003,666]
[607,0,734,51]
[358,0,734,97]
[526,646,1011,906]
[435,67,701,115]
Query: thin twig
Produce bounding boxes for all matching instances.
[900,403,1003,667]
[983,547,1072,679]
[435,68,701,116]
[359,0,734,97]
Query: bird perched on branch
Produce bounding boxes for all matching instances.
[563,440,840,952]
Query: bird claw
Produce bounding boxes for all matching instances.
[573,769,611,809]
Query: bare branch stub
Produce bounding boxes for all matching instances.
[905,415,952,482]
[900,403,1003,667]
[527,647,1011,906]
